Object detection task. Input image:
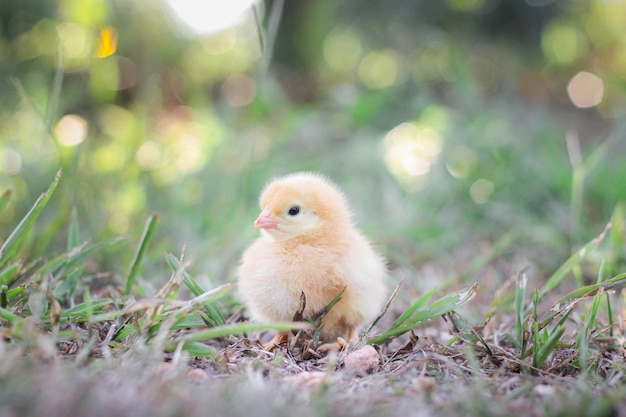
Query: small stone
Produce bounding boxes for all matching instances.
[284,371,327,388]
[343,345,380,375]
[187,368,209,384]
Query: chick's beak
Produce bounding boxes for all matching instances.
[254,207,279,229]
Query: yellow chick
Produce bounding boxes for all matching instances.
[237,172,387,347]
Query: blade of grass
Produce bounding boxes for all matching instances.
[365,280,402,334]
[610,202,624,274]
[35,237,125,277]
[534,324,566,369]
[0,262,21,286]
[531,288,540,366]
[566,131,584,242]
[369,283,478,345]
[162,283,235,318]
[515,271,528,352]
[310,287,345,322]
[45,47,64,128]
[166,254,226,326]
[167,341,216,357]
[538,221,611,301]
[0,189,12,213]
[578,286,605,371]
[577,261,606,369]
[173,321,311,344]
[0,169,61,268]
[445,310,494,355]
[60,298,117,318]
[0,305,19,323]
[1,285,7,308]
[389,288,435,329]
[480,274,516,329]
[67,208,79,250]
[125,212,159,294]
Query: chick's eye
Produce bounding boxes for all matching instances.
[287,206,300,216]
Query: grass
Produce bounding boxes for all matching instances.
[1,161,626,416]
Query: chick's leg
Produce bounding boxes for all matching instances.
[335,326,357,350]
[262,332,289,351]
[318,326,356,353]
[347,325,357,343]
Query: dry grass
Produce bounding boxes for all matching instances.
[2,172,626,417]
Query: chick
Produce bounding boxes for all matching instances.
[237,172,387,347]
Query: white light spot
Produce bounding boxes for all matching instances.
[136,141,162,170]
[567,71,604,108]
[162,0,260,36]
[1,149,22,175]
[55,114,88,147]
[383,122,443,190]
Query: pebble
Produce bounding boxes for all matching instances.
[187,368,210,384]
[343,345,380,375]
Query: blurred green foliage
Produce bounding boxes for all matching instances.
[0,0,625,286]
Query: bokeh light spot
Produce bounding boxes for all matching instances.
[201,29,237,55]
[323,28,362,73]
[541,22,588,65]
[136,141,163,170]
[383,122,443,190]
[60,0,109,25]
[446,146,477,178]
[57,23,88,59]
[1,149,23,175]
[170,134,205,174]
[163,0,260,36]
[358,50,398,89]
[55,114,88,147]
[567,71,604,108]
[469,178,494,204]
[221,74,256,107]
[92,143,126,172]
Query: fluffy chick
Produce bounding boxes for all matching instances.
[237,172,387,346]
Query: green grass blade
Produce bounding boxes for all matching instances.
[366,280,402,334]
[514,271,527,351]
[538,273,626,330]
[610,202,624,273]
[445,311,494,355]
[174,321,311,343]
[166,254,226,326]
[310,286,345,322]
[0,305,19,323]
[125,212,159,294]
[60,298,117,318]
[0,189,12,214]
[538,221,611,301]
[67,208,79,251]
[1,285,7,308]
[389,288,435,329]
[368,283,478,345]
[35,237,125,277]
[0,262,21,287]
[0,169,61,268]
[167,341,216,357]
[163,283,235,318]
[579,287,604,370]
[534,324,566,369]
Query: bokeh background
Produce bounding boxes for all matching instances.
[1,0,625,292]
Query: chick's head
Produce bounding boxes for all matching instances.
[254,172,352,242]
